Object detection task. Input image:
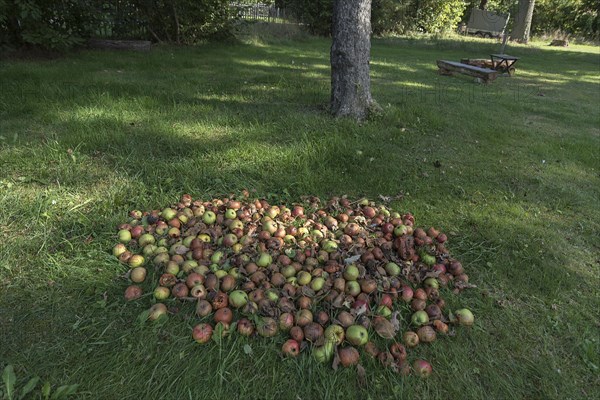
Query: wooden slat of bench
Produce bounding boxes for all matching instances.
[436,60,498,82]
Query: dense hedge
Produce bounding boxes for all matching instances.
[0,0,233,52]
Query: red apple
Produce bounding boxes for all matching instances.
[192,323,213,344]
[282,339,300,357]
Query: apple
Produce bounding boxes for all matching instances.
[256,252,272,268]
[393,225,409,236]
[128,254,146,268]
[413,359,432,378]
[376,305,392,318]
[411,311,429,326]
[338,347,360,367]
[153,253,170,267]
[225,208,237,219]
[153,286,170,300]
[455,308,475,326]
[202,211,216,225]
[343,264,359,281]
[138,233,155,247]
[192,323,213,344]
[310,276,325,291]
[229,290,248,308]
[142,244,157,257]
[401,285,414,302]
[279,312,294,331]
[321,240,338,253]
[346,325,368,346]
[324,324,345,345]
[424,277,439,289]
[130,267,147,283]
[162,208,177,220]
[385,262,400,277]
[113,243,127,257]
[148,303,168,321]
[124,285,142,301]
[345,281,361,297]
[237,318,255,336]
[403,331,419,347]
[282,339,300,357]
[297,271,312,286]
[313,342,335,363]
[118,229,132,243]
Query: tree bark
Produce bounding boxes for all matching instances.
[511,0,536,43]
[330,0,375,120]
[479,0,488,10]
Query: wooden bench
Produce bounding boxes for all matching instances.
[436,60,498,83]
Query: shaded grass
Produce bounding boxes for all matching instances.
[0,35,599,399]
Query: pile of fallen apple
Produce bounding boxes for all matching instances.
[114,193,475,377]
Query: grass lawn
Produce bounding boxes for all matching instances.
[1,32,599,399]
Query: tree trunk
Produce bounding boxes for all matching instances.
[479,0,488,9]
[511,0,536,43]
[330,0,375,120]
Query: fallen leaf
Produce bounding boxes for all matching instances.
[390,311,401,332]
[332,347,341,371]
[373,317,396,339]
[357,364,367,387]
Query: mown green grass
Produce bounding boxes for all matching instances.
[1,33,599,399]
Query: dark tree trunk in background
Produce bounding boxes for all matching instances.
[330,0,375,120]
[479,0,488,9]
[511,0,536,43]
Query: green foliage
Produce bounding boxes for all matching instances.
[372,0,412,34]
[1,364,77,400]
[282,0,332,36]
[414,0,467,33]
[137,0,234,43]
[284,0,467,36]
[0,0,97,51]
[533,0,599,38]
[0,0,234,52]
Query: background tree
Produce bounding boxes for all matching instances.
[511,0,536,42]
[330,0,375,120]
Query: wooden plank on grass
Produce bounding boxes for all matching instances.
[436,60,498,83]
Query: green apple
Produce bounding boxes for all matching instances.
[424,277,439,289]
[394,225,409,236]
[455,309,474,326]
[161,208,177,220]
[313,341,335,363]
[281,265,296,278]
[411,311,429,326]
[153,286,170,300]
[345,281,361,296]
[129,254,145,268]
[256,252,272,268]
[202,211,217,224]
[118,229,132,243]
[343,264,359,281]
[385,262,401,277]
[321,240,338,253]
[376,305,392,318]
[310,276,325,291]
[229,290,248,308]
[198,233,211,243]
[346,325,368,346]
[113,243,127,257]
[324,324,345,345]
[297,271,312,286]
[225,208,237,219]
[138,233,155,247]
